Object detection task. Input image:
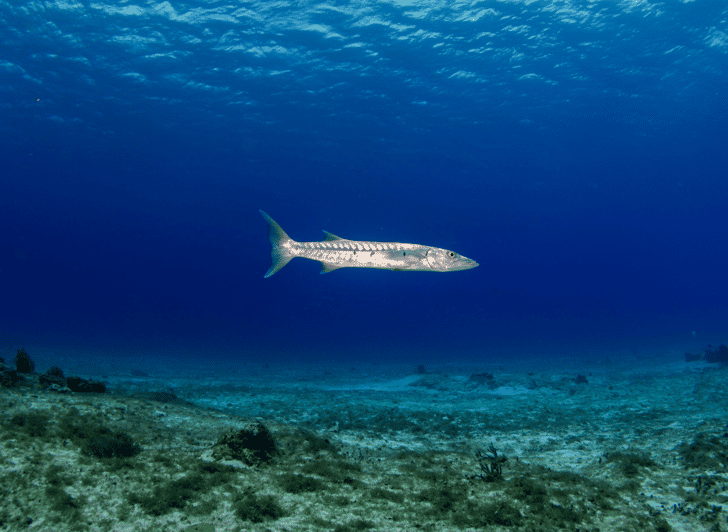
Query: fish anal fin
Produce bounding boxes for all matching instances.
[320,263,340,274]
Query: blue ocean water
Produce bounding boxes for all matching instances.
[1,0,727,367]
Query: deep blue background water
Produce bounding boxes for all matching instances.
[1,0,727,366]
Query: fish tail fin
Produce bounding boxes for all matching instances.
[259,210,296,278]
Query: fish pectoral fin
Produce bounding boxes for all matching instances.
[322,231,346,241]
[320,263,341,274]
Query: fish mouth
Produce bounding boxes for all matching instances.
[459,258,479,270]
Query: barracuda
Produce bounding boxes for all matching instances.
[260,210,478,278]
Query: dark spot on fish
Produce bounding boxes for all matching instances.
[403,252,406,256]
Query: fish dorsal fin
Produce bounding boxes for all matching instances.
[320,262,340,274]
[323,231,345,241]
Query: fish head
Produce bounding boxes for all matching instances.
[427,247,479,272]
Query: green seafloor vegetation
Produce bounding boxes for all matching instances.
[2,348,728,531]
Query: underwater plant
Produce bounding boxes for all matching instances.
[57,408,141,459]
[127,461,236,516]
[9,411,51,438]
[678,432,728,469]
[233,487,286,523]
[604,450,657,478]
[84,429,141,459]
[46,485,85,519]
[476,443,507,482]
[416,484,466,514]
[301,458,362,485]
[278,473,326,494]
[129,475,202,516]
[453,500,523,528]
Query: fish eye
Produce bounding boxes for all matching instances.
[448,251,456,257]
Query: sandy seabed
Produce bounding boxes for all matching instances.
[1,353,727,532]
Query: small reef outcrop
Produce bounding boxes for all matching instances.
[208,421,279,466]
[1,348,105,393]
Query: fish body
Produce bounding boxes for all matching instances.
[260,210,478,278]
